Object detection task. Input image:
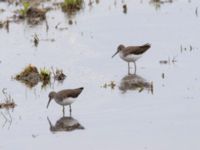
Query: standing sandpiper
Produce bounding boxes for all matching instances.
[112,43,151,74]
[47,87,84,115]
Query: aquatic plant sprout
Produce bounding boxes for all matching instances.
[19,1,30,17]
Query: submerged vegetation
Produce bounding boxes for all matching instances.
[159,56,177,65]
[33,34,39,47]
[19,1,30,17]
[102,81,116,89]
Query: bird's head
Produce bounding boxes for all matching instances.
[47,91,56,108]
[112,44,125,58]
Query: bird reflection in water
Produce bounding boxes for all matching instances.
[119,74,153,94]
[47,116,84,132]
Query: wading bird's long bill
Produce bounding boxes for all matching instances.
[47,98,52,108]
[112,50,119,58]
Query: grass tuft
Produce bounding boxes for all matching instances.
[61,0,83,12]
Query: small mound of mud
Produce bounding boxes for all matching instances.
[15,65,40,87]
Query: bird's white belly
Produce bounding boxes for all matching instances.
[120,52,142,62]
[56,98,76,106]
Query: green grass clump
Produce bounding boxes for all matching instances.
[19,1,30,17]
[61,0,83,12]
[64,0,82,5]
[39,68,51,84]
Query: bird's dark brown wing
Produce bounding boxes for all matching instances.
[67,89,83,98]
[56,88,83,100]
[123,44,151,56]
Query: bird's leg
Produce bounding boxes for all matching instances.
[69,105,72,117]
[128,62,130,75]
[62,106,65,116]
[134,61,137,74]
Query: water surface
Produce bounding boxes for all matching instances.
[0,0,200,150]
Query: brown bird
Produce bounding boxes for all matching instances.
[47,87,84,115]
[112,43,151,74]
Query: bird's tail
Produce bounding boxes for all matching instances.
[79,87,84,91]
[141,43,151,49]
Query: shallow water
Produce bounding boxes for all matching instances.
[1,0,200,149]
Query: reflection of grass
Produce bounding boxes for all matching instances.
[33,34,39,47]
[61,0,83,12]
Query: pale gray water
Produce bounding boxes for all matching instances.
[0,0,200,149]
